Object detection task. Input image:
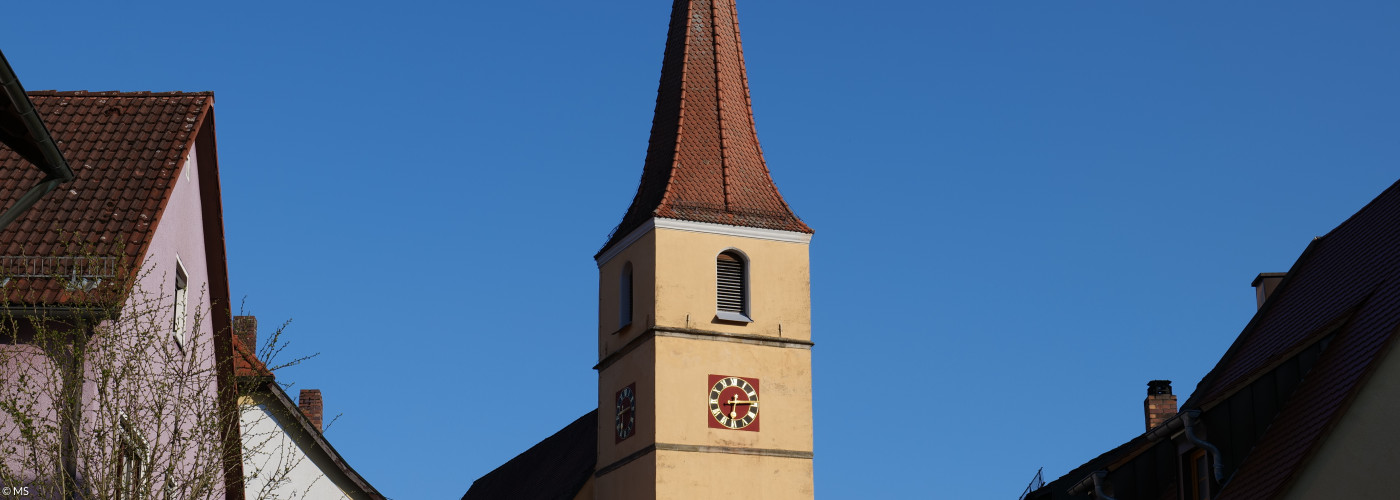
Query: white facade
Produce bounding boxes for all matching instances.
[239,391,354,500]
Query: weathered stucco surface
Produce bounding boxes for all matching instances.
[651,227,812,340]
[594,224,814,499]
[655,450,814,499]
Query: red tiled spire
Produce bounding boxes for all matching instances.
[602,0,811,254]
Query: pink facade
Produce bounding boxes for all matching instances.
[0,93,240,499]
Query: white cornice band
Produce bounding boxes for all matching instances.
[655,218,814,244]
[596,217,812,267]
[595,219,657,267]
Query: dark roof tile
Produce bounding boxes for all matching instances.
[462,411,597,500]
[1044,178,1400,500]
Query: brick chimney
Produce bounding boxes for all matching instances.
[299,389,323,431]
[234,315,258,351]
[1252,273,1286,309]
[1144,380,1177,431]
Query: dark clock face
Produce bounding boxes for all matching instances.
[708,375,760,431]
[615,383,636,442]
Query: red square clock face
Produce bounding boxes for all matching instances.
[707,374,760,432]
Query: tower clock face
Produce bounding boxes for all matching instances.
[615,383,636,442]
[708,375,760,432]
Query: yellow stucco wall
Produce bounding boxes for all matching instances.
[653,336,813,451]
[651,227,811,340]
[594,223,814,499]
[597,226,811,346]
[597,337,657,467]
[656,450,813,500]
[598,230,657,358]
[594,454,657,500]
[1279,342,1400,499]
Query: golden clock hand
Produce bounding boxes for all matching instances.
[726,395,759,418]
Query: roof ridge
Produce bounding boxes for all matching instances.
[26,90,214,97]
[649,0,688,219]
[1313,177,1400,241]
[1187,179,1400,407]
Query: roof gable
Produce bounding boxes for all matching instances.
[243,379,386,500]
[1189,181,1400,406]
[1205,180,1400,499]
[1033,178,1400,500]
[0,91,212,304]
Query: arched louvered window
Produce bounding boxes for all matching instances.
[620,262,634,328]
[716,251,751,322]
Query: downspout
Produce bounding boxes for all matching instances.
[1068,471,1119,500]
[1145,409,1227,483]
[1181,410,1226,482]
[1072,410,1225,500]
[1091,472,1116,500]
[42,322,93,500]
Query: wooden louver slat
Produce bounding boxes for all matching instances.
[717,253,745,313]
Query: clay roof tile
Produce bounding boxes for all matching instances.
[600,0,810,256]
[0,91,212,304]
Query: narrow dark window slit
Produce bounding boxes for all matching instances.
[620,262,634,328]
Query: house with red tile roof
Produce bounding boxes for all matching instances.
[232,316,384,500]
[0,88,383,500]
[1024,177,1400,500]
[0,89,247,499]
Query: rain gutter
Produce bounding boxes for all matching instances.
[1067,471,1118,500]
[1145,409,1226,482]
[0,50,74,232]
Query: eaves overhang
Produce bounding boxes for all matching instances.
[251,379,386,500]
[0,50,74,233]
[596,217,812,267]
[0,50,71,181]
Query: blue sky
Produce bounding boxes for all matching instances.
[4,1,1398,498]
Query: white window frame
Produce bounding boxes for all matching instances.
[117,414,148,500]
[173,258,188,349]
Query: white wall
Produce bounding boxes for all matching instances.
[239,398,351,500]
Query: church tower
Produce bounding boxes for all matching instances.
[593,0,814,498]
